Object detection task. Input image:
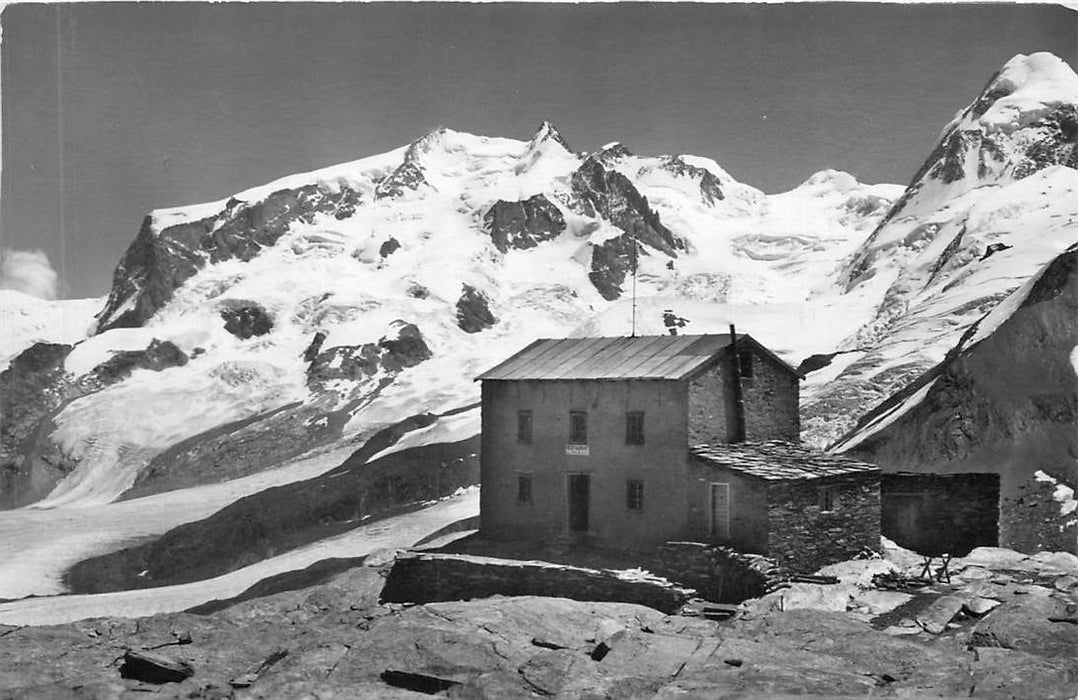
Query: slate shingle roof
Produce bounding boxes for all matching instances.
[691,442,880,481]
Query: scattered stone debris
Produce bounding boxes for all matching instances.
[119,649,194,684]
[531,637,568,650]
[148,629,193,649]
[872,570,931,591]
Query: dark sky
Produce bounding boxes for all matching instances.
[2,2,1076,298]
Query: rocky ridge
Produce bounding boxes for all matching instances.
[1,540,1075,699]
[834,243,1078,551]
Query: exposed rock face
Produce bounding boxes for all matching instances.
[90,339,189,384]
[68,432,478,594]
[658,155,725,205]
[95,184,362,332]
[571,157,681,255]
[306,323,432,390]
[375,132,444,200]
[483,194,566,253]
[837,245,1078,552]
[844,54,1078,291]
[119,400,332,501]
[571,155,684,300]
[0,343,76,508]
[455,285,497,333]
[381,552,693,614]
[0,338,192,508]
[220,304,273,340]
[378,237,401,258]
[302,331,327,363]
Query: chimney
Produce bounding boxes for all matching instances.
[729,324,746,443]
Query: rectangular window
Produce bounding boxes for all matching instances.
[626,479,645,511]
[569,411,588,445]
[737,349,754,378]
[517,410,533,444]
[819,486,837,513]
[625,411,645,446]
[517,474,533,504]
[710,483,730,538]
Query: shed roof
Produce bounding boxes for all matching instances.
[476,334,800,381]
[691,442,880,481]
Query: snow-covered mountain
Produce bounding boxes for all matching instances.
[0,290,101,371]
[2,120,906,511]
[834,243,1078,552]
[0,51,1075,599]
[804,52,1078,445]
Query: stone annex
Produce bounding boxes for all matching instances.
[477,332,882,570]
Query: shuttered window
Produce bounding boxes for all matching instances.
[517,410,533,444]
[625,412,645,445]
[626,479,645,511]
[569,411,588,445]
[517,474,533,504]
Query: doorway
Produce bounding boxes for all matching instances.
[568,474,590,532]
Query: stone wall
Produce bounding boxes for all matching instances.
[766,475,880,573]
[687,364,731,446]
[882,472,1000,556]
[739,349,800,443]
[686,346,799,446]
[684,463,769,552]
[651,541,783,603]
[480,379,693,549]
[381,552,693,614]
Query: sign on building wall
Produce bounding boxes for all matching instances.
[565,444,590,456]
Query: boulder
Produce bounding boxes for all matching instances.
[748,583,853,614]
[964,597,1002,616]
[973,596,1078,657]
[119,649,194,684]
[916,595,965,633]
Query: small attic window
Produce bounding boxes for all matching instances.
[737,349,753,378]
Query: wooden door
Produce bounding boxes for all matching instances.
[568,474,590,532]
[710,483,730,539]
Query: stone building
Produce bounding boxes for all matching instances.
[477,333,881,569]
[691,443,881,571]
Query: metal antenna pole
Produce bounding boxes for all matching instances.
[630,239,638,337]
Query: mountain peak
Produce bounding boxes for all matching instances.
[966,52,1078,134]
[795,169,860,193]
[995,52,1078,95]
[532,120,570,151]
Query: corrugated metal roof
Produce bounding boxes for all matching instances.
[691,442,880,481]
[477,334,737,381]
